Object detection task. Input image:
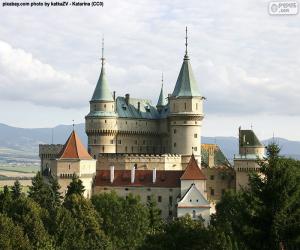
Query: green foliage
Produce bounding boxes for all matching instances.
[147,195,163,234]
[6,196,53,249]
[49,176,62,208]
[0,213,31,250]
[92,192,150,249]
[66,175,85,197]
[213,143,300,250]
[11,180,22,199]
[141,215,232,250]
[0,185,12,213]
[63,194,111,250]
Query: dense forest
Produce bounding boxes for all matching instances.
[0,144,299,250]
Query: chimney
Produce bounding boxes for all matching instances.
[137,102,140,112]
[131,166,135,183]
[113,91,116,101]
[125,94,130,105]
[110,166,114,183]
[152,168,156,183]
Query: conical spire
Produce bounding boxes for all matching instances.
[171,27,201,97]
[157,73,167,107]
[91,38,114,102]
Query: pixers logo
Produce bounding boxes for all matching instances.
[269,1,298,15]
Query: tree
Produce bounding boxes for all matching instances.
[63,194,111,249]
[213,143,300,250]
[147,195,163,234]
[141,215,232,250]
[11,180,22,199]
[0,185,12,213]
[28,171,53,209]
[66,175,85,197]
[49,176,62,208]
[6,196,53,249]
[92,192,150,249]
[0,213,31,250]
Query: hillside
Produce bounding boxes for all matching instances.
[0,123,299,164]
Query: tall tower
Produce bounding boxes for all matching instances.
[85,39,117,159]
[168,28,204,167]
[234,127,265,190]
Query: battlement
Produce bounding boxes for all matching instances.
[39,144,64,158]
[97,153,182,171]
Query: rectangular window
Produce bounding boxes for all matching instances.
[194,133,197,138]
[169,196,173,205]
[117,140,121,145]
[193,147,197,151]
[158,196,162,202]
[211,189,215,196]
[210,175,214,180]
[110,140,114,144]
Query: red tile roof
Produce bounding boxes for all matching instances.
[59,131,92,160]
[95,169,183,188]
[180,154,207,180]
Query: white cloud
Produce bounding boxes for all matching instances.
[0,0,299,132]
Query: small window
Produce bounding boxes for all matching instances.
[118,140,121,145]
[196,103,198,110]
[125,188,129,191]
[184,102,187,110]
[210,175,214,180]
[125,146,128,152]
[110,140,114,144]
[194,134,197,138]
[68,164,70,170]
[190,199,192,202]
[105,120,107,123]
[169,196,173,205]
[147,196,151,201]
[104,104,106,109]
[158,196,162,202]
[102,146,105,152]
[94,139,96,144]
[211,189,215,196]
[131,146,134,152]
[196,199,199,202]
[174,129,176,134]
[174,142,176,147]
[194,147,197,151]
[126,121,127,124]
[93,155,96,159]
[143,140,145,145]
[192,210,196,218]
[169,210,173,216]
[134,140,137,145]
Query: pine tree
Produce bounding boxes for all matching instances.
[49,176,62,208]
[147,195,163,234]
[11,180,22,199]
[66,175,85,197]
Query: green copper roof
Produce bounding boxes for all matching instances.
[201,144,231,167]
[157,84,167,107]
[171,55,201,97]
[91,61,113,102]
[239,129,263,147]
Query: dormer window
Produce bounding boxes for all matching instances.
[122,104,127,110]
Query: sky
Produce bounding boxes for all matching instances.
[0,0,299,140]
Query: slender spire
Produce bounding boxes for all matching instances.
[156,72,167,107]
[171,27,201,97]
[91,37,113,102]
[101,37,105,66]
[185,26,188,58]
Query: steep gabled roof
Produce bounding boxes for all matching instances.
[59,131,92,160]
[178,183,210,208]
[180,154,207,180]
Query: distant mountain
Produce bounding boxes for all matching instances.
[0,123,299,163]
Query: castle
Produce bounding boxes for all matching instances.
[39,30,265,223]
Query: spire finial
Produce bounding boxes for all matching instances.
[72,120,75,131]
[185,26,188,56]
[101,37,105,66]
[161,72,164,87]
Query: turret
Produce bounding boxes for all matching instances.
[168,27,204,166]
[234,127,265,190]
[156,73,167,113]
[85,39,117,158]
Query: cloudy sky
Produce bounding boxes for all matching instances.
[0,0,299,140]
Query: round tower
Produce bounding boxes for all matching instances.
[168,28,204,167]
[85,39,117,159]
